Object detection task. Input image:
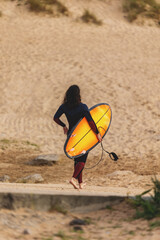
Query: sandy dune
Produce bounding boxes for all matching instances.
[0,1,160,239]
[0,0,160,184]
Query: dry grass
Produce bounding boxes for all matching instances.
[27,0,50,13]
[27,0,68,16]
[81,9,103,26]
[44,0,68,15]
[123,0,160,24]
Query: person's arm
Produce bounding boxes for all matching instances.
[53,105,68,135]
[84,108,102,142]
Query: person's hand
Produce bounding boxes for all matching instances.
[97,133,102,142]
[63,126,68,135]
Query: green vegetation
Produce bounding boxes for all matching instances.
[106,205,114,210]
[131,177,160,220]
[0,139,16,150]
[27,0,68,15]
[0,139,12,144]
[149,220,160,229]
[128,230,135,235]
[42,238,53,240]
[0,138,40,151]
[49,204,67,215]
[76,237,87,240]
[83,217,92,225]
[123,0,160,24]
[23,140,39,149]
[81,9,103,26]
[112,224,122,229]
[54,231,87,240]
[54,231,70,240]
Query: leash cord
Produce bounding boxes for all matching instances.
[82,125,118,169]
[85,142,118,170]
[85,142,104,170]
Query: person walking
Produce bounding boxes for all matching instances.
[54,85,102,189]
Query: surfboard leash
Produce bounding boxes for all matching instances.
[85,141,118,170]
[98,126,118,162]
[101,142,118,161]
[85,142,104,170]
[85,125,118,169]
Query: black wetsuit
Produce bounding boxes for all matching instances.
[54,102,99,135]
[54,102,99,183]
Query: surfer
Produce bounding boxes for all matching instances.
[54,85,102,190]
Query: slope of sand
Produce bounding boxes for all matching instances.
[0,0,160,186]
[0,1,160,239]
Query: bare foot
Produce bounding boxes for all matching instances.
[79,182,86,189]
[69,178,79,189]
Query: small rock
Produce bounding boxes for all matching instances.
[0,175,10,182]
[16,174,44,183]
[23,229,30,235]
[27,154,59,166]
[69,219,87,226]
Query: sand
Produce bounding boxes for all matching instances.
[0,0,160,184]
[0,0,160,238]
[0,201,160,240]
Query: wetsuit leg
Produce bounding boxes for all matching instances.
[73,153,88,183]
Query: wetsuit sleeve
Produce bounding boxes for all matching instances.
[85,111,99,134]
[53,105,66,127]
[83,105,99,134]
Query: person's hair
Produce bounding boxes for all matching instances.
[63,85,81,108]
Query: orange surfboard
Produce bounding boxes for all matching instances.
[64,103,112,159]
